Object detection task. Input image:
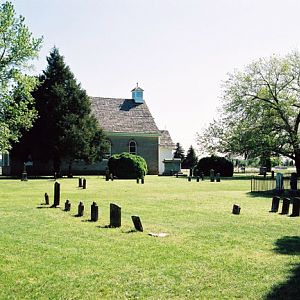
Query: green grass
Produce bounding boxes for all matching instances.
[0,175,299,299]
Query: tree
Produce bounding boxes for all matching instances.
[197,51,300,175]
[12,47,107,175]
[173,142,185,162]
[0,1,43,152]
[182,145,198,169]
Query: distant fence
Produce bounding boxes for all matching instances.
[250,175,300,193]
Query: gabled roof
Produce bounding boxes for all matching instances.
[159,130,175,148]
[91,97,160,135]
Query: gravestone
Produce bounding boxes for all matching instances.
[110,174,114,181]
[131,215,143,232]
[210,169,215,182]
[290,173,297,191]
[189,168,193,177]
[53,182,60,207]
[216,173,221,182]
[21,163,28,181]
[44,193,49,205]
[110,203,121,227]
[275,173,284,194]
[196,176,200,182]
[201,172,204,181]
[136,178,139,184]
[291,197,300,217]
[141,177,145,184]
[91,202,98,222]
[188,176,191,182]
[105,168,110,181]
[281,197,290,215]
[77,202,84,217]
[232,204,241,215]
[64,200,71,211]
[82,178,86,189]
[270,196,280,213]
[78,177,82,187]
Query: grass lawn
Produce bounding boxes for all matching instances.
[0,175,299,299]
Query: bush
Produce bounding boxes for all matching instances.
[108,152,148,179]
[195,155,233,177]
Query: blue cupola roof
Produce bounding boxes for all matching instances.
[131,83,144,104]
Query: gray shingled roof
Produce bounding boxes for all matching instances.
[91,97,160,134]
[159,130,175,147]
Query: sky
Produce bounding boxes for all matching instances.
[9,0,300,153]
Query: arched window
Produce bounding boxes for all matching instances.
[104,140,112,159]
[129,140,137,155]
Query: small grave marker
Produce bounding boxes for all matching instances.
[131,215,143,232]
[82,178,86,189]
[216,173,221,182]
[281,197,290,215]
[291,197,300,217]
[196,176,200,182]
[270,196,280,213]
[52,182,60,207]
[141,177,144,184]
[110,203,121,227]
[201,172,204,181]
[188,176,191,182]
[44,193,49,205]
[136,178,139,184]
[91,202,98,222]
[64,200,71,211]
[210,169,215,182]
[78,177,82,187]
[232,204,241,215]
[77,202,84,217]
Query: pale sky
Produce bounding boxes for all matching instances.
[10,0,300,153]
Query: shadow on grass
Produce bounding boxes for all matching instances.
[265,236,300,300]
[246,191,276,199]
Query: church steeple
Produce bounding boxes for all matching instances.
[131,83,144,104]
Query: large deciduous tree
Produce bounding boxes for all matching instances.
[0,1,42,152]
[12,47,107,175]
[197,51,300,175]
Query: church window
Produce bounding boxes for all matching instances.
[129,140,137,155]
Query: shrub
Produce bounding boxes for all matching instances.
[195,155,233,177]
[108,152,148,179]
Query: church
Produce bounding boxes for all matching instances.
[2,85,179,176]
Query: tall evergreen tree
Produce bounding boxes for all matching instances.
[12,47,107,175]
[173,142,185,162]
[182,145,198,169]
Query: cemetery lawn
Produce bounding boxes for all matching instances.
[0,176,299,300]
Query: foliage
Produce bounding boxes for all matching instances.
[195,155,234,177]
[173,142,185,162]
[182,145,198,169]
[196,51,300,174]
[108,152,148,179]
[11,48,107,175]
[0,1,42,152]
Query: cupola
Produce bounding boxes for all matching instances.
[131,83,144,104]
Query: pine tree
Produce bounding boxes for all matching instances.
[173,142,185,162]
[182,145,198,169]
[12,47,107,175]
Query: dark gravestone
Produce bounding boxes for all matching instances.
[281,197,290,215]
[136,178,139,184]
[216,173,221,182]
[189,168,193,177]
[82,178,86,189]
[201,172,204,181]
[77,202,84,217]
[44,193,49,205]
[196,176,200,182]
[78,177,82,187]
[290,173,297,192]
[110,203,121,227]
[270,196,280,213]
[141,178,144,184]
[64,200,71,211]
[131,215,143,232]
[91,202,98,222]
[53,182,60,207]
[105,169,110,181]
[210,169,215,182]
[188,176,191,182]
[232,204,241,215]
[291,197,300,217]
[21,163,28,181]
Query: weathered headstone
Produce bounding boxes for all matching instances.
[136,178,140,184]
[131,215,143,232]
[21,163,28,181]
[91,202,98,222]
[64,200,71,211]
[77,202,84,217]
[290,173,297,190]
[110,203,121,227]
[44,192,49,205]
[270,196,280,213]
[291,197,300,217]
[275,173,284,194]
[216,173,221,182]
[188,176,191,182]
[82,178,86,189]
[210,169,215,182]
[141,177,144,184]
[201,172,204,181]
[78,177,82,187]
[105,168,110,181]
[53,182,60,207]
[196,176,200,182]
[281,197,290,215]
[232,204,241,215]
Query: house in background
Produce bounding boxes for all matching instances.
[2,85,177,176]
